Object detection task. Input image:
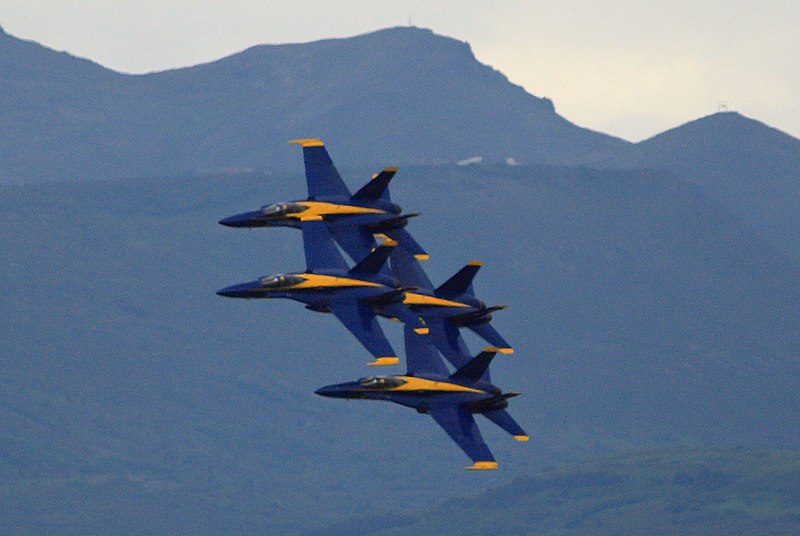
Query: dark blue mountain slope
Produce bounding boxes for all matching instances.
[1,165,799,533]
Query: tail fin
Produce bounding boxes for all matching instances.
[289,139,351,199]
[352,167,397,201]
[436,261,482,297]
[349,237,396,276]
[450,347,499,382]
[483,409,528,441]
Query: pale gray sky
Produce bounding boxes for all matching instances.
[2,1,798,141]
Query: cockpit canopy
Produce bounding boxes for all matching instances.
[258,274,306,289]
[358,376,407,389]
[261,202,308,217]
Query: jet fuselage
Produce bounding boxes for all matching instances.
[219,196,402,230]
[315,374,508,413]
[216,270,401,309]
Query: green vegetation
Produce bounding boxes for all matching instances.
[360,449,800,536]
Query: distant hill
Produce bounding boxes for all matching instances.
[2,165,800,533]
[0,25,626,184]
[606,112,800,259]
[337,448,800,536]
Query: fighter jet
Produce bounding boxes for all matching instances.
[316,326,528,469]
[219,139,426,263]
[388,245,514,368]
[217,219,427,366]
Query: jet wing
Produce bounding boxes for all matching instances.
[329,302,399,366]
[289,139,351,199]
[428,404,497,469]
[301,219,349,273]
[404,324,450,377]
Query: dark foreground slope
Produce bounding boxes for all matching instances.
[2,165,799,533]
[0,25,624,184]
[349,448,800,536]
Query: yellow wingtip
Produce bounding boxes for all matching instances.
[468,260,484,267]
[380,237,398,247]
[368,357,400,367]
[514,435,530,442]
[289,138,324,147]
[384,166,399,173]
[483,346,502,353]
[466,461,498,470]
[414,327,430,335]
[499,347,514,355]
[414,254,430,261]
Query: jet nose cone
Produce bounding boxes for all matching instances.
[218,211,260,228]
[315,383,356,398]
[216,281,259,298]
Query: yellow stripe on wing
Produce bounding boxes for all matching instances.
[466,461,498,470]
[289,138,324,147]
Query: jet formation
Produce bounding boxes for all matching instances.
[218,139,526,469]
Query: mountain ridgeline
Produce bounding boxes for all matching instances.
[0,25,625,184]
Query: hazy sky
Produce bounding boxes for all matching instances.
[2,1,798,141]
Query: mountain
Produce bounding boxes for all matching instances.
[326,448,800,535]
[0,25,626,184]
[2,165,800,533]
[607,112,800,259]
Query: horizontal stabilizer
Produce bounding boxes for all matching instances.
[385,227,428,259]
[352,167,397,201]
[482,409,527,439]
[466,322,513,354]
[381,300,427,332]
[436,262,482,297]
[289,138,351,198]
[389,244,434,289]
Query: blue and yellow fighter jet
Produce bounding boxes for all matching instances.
[217,219,427,366]
[219,139,427,262]
[388,245,514,367]
[316,326,528,469]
